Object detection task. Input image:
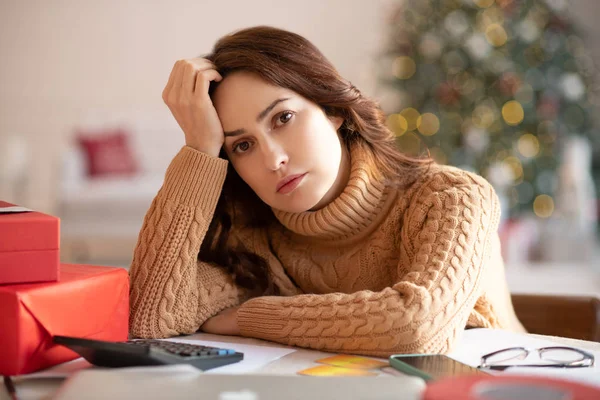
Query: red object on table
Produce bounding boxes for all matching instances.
[0,200,60,285]
[0,264,129,376]
[423,375,600,399]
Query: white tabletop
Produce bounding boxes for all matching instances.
[2,332,600,400]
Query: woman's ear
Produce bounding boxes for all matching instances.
[328,115,344,131]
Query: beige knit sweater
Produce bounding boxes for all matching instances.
[129,144,525,357]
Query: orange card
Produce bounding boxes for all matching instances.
[297,365,378,377]
[316,355,388,370]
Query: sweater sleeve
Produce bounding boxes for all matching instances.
[128,146,247,339]
[236,175,500,357]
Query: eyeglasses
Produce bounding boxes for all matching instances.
[478,346,595,371]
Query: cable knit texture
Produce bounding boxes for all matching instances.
[129,145,525,356]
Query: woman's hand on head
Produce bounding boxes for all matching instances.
[162,58,225,157]
[199,306,241,336]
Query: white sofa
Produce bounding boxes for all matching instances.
[57,112,185,266]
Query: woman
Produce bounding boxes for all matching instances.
[129,26,525,357]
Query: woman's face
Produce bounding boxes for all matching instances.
[212,71,345,213]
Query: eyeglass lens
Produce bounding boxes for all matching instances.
[485,347,587,366]
[485,348,528,365]
[539,348,586,363]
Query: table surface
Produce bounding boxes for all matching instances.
[2,332,600,400]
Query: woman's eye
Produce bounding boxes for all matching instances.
[275,111,294,127]
[233,141,250,153]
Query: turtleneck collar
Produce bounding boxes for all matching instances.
[272,142,389,240]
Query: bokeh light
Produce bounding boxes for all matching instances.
[400,108,421,131]
[393,56,417,80]
[386,113,408,137]
[417,113,440,136]
[533,194,554,218]
[472,104,496,129]
[485,23,508,47]
[503,156,524,181]
[384,0,599,218]
[396,131,422,156]
[502,100,525,125]
[517,133,540,158]
[474,0,495,8]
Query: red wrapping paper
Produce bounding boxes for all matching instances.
[0,200,60,284]
[0,264,129,375]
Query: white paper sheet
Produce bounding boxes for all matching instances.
[161,337,297,374]
[0,206,32,213]
[448,328,600,387]
[18,337,296,381]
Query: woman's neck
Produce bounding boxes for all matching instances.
[309,139,351,211]
[272,141,390,240]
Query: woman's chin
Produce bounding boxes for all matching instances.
[272,202,312,214]
[270,194,324,214]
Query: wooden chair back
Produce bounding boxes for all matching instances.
[511,294,600,342]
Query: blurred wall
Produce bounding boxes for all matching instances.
[0,0,392,212]
[0,0,598,213]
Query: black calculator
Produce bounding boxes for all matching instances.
[53,335,244,371]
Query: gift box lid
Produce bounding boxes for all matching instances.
[0,201,60,252]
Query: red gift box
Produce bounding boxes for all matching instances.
[0,200,60,284]
[0,264,129,375]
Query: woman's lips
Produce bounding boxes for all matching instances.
[276,173,307,194]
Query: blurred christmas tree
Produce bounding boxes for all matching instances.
[379,0,600,219]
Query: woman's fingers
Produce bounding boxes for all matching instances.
[180,62,197,96]
[177,59,222,100]
[194,68,222,99]
[161,57,226,157]
[162,60,181,104]
[170,61,185,100]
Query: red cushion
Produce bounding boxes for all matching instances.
[76,129,138,177]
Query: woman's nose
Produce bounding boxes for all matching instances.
[261,139,289,171]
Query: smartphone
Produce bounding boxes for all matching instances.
[389,354,490,381]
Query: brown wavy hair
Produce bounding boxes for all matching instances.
[198,26,433,296]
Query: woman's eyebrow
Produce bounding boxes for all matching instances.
[224,97,290,137]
